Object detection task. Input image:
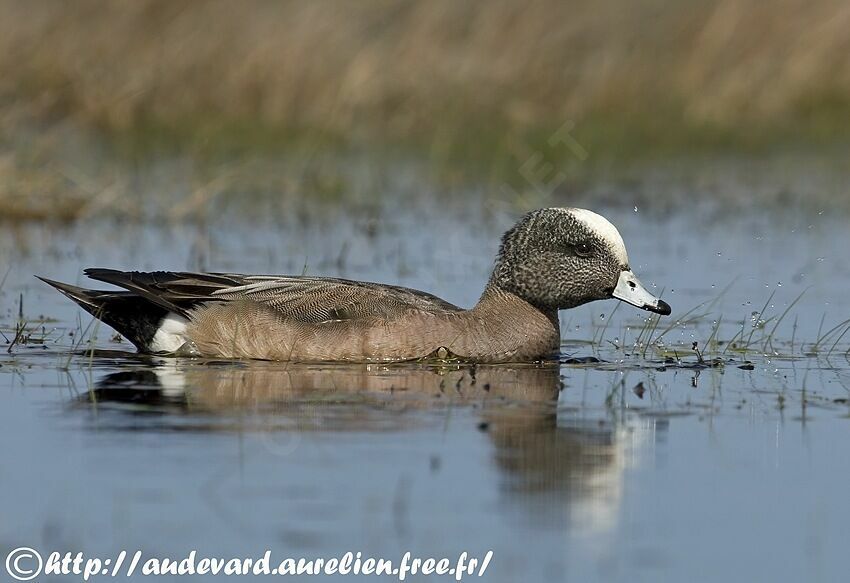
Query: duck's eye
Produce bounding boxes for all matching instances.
[574,242,593,257]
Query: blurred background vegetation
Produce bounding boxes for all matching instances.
[1,0,849,222]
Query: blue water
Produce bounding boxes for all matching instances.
[2,204,850,582]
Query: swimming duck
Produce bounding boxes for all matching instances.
[40,208,671,362]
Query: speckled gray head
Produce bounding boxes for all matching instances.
[491,207,671,315]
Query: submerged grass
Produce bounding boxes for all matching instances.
[764,288,809,354]
[580,279,850,367]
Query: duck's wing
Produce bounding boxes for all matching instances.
[83,269,247,317]
[209,275,462,322]
[83,269,461,323]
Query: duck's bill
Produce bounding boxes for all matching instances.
[612,270,671,316]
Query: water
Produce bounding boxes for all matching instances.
[2,201,850,582]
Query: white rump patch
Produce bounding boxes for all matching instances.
[565,208,629,266]
[150,313,189,353]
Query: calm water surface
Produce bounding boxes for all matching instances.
[2,201,850,582]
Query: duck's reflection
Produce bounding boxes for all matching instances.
[82,361,656,536]
[82,361,561,422]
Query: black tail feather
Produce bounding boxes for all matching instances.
[83,268,240,317]
[82,269,192,317]
[37,276,168,351]
[35,277,102,312]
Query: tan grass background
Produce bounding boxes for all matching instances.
[3,0,849,133]
[1,0,849,220]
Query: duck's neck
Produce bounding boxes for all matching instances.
[465,284,561,360]
[474,284,559,326]
[483,258,561,330]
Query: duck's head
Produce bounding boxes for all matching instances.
[491,208,671,315]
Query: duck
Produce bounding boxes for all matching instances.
[39,208,671,363]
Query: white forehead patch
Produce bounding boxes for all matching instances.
[563,208,629,265]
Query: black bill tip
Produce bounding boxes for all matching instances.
[647,299,672,316]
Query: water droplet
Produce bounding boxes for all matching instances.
[634,206,639,213]
[716,251,722,257]
[600,313,605,320]
[817,257,825,262]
